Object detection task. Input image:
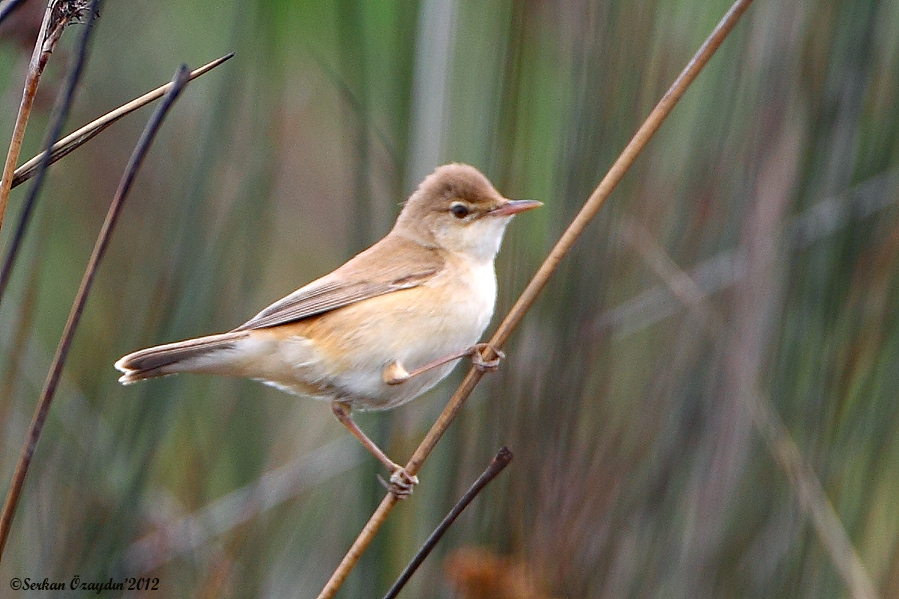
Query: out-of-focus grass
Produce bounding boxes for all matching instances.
[1,0,899,597]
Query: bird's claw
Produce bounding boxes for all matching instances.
[378,467,419,498]
[470,343,505,372]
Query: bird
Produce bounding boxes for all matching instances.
[115,163,541,496]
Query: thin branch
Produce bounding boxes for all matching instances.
[0,0,62,234]
[0,0,99,306]
[382,447,513,599]
[0,64,192,564]
[11,53,234,189]
[314,1,756,597]
[0,0,92,233]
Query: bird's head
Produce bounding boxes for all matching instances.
[395,163,541,262]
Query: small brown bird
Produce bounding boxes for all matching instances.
[115,163,540,496]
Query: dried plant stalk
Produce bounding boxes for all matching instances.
[11,53,234,189]
[0,0,89,234]
[382,447,513,599]
[0,0,99,307]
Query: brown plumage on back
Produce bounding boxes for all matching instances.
[115,235,445,383]
[234,235,444,331]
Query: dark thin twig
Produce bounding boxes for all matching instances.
[0,0,28,26]
[0,63,192,564]
[11,53,234,188]
[0,0,101,306]
[315,1,755,597]
[382,447,513,599]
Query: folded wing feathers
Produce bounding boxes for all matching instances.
[115,236,444,382]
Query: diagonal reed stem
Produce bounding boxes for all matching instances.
[315,0,756,597]
[382,447,513,599]
[0,0,100,307]
[0,52,233,307]
[11,53,234,189]
[0,0,67,236]
[0,64,192,565]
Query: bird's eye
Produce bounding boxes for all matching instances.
[450,203,469,218]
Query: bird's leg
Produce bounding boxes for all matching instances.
[330,400,418,498]
[382,343,506,385]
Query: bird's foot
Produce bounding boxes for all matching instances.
[470,343,505,372]
[378,466,419,499]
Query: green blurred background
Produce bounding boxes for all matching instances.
[1,0,899,597]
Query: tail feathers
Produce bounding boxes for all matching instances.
[115,331,250,384]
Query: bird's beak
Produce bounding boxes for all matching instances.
[489,199,543,217]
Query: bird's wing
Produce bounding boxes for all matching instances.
[233,235,443,331]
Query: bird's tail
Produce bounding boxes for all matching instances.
[115,331,250,384]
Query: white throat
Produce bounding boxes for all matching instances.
[438,215,513,264]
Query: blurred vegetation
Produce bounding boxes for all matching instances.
[1,0,898,597]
